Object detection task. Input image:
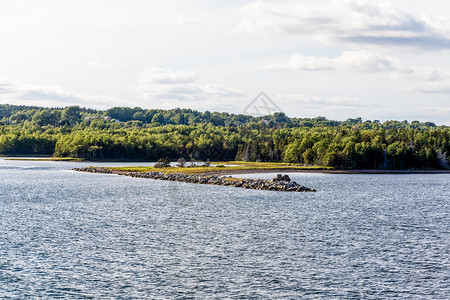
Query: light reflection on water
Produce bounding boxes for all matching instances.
[0,158,449,298]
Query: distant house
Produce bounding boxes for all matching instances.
[104,116,120,122]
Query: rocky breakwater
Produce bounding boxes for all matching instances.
[73,167,316,192]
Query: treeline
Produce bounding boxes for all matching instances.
[0,104,439,129]
[0,104,448,169]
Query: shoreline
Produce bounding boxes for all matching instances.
[206,168,450,175]
[72,165,449,193]
[3,155,448,175]
[2,156,448,175]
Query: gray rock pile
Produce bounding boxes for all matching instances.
[73,167,316,192]
[273,174,291,182]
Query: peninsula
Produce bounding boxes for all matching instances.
[73,162,321,192]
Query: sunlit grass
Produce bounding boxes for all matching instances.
[107,161,333,174]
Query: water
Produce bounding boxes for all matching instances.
[0,158,449,299]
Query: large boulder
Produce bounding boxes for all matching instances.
[273,174,291,182]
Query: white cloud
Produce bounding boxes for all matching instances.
[85,61,110,68]
[266,50,450,95]
[265,50,408,72]
[132,67,244,102]
[175,15,199,26]
[141,67,198,85]
[266,93,367,120]
[238,0,450,50]
[275,93,449,124]
[402,66,450,94]
[0,78,122,109]
[279,94,363,107]
[370,106,450,125]
[417,81,450,94]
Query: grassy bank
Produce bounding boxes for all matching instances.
[101,161,332,175]
[85,160,450,175]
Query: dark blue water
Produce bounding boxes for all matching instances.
[0,158,449,299]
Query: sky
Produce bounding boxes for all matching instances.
[0,0,449,125]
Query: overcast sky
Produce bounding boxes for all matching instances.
[1,0,449,124]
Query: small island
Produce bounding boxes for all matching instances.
[73,161,319,192]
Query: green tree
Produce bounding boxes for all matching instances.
[152,113,165,124]
[155,157,170,168]
[62,106,82,126]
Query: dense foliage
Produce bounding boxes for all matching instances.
[1,104,448,169]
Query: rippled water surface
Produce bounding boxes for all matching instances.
[0,158,449,299]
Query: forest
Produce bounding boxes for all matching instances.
[0,104,449,169]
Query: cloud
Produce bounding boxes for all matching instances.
[369,106,450,125]
[398,66,450,94]
[175,16,199,26]
[279,94,363,107]
[266,93,368,120]
[276,93,449,124]
[0,78,122,108]
[140,67,199,85]
[85,61,110,68]
[266,50,450,95]
[417,80,450,94]
[132,67,245,102]
[201,83,244,97]
[265,50,408,72]
[238,0,450,50]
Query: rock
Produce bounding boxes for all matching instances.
[73,167,315,192]
[273,174,290,182]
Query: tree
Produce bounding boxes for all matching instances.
[155,157,170,168]
[32,109,53,126]
[132,111,145,122]
[272,112,290,123]
[10,111,28,124]
[176,157,186,167]
[203,159,211,167]
[62,106,82,126]
[152,113,165,124]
